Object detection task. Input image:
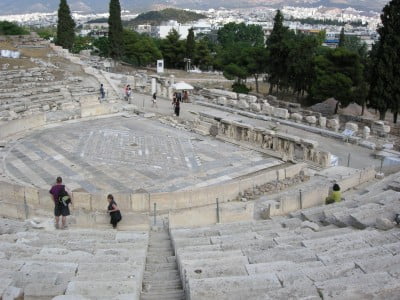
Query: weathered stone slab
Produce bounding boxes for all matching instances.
[315,272,398,299]
[24,283,67,300]
[245,260,323,275]
[246,247,317,264]
[65,280,137,298]
[349,203,386,229]
[317,245,390,265]
[355,254,400,274]
[182,256,249,280]
[178,250,243,262]
[188,274,281,300]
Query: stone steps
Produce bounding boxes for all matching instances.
[140,228,185,300]
[0,224,148,299]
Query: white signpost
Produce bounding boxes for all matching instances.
[157,59,164,73]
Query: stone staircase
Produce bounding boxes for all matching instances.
[141,228,185,300]
[83,67,121,102]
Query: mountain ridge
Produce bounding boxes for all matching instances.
[0,0,390,15]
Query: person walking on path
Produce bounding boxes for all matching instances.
[107,194,122,229]
[99,83,105,100]
[173,97,180,117]
[152,92,158,108]
[124,85,132,101]
[49,177,72,229]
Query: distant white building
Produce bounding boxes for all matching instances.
[135,24,152,35]
[152,20,192,39]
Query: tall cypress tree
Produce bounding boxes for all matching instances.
[266,10,290,93]
[368,0,400,122]
[56,0,75,50]
[338,27,345,48]
[186,28,196,60]
[108,0,124,60]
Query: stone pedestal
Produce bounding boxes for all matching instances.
[363,126,370,139]
[319,117,326,128]
[151,76,157,95]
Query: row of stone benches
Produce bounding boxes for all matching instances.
[170,174,400,299]
[0,220,148,299]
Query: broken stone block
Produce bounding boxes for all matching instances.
[2,286,23,300]
[237,100,250,110]
[273,107,289,119]
[266,95,277,102]
[290,113,302,122]
[327,119,339,131]
[319,116,327,128]
[217,97,227,106]
[363,126,370,139]
[301,221,320,232]
[345,122,359,133]
[262,104,273,115]
[227,99,237,107]
[372,121,391,136]
[375,217,394,231]
[250,103,261,112]
[238,94,257,103]
[305,116,317,125]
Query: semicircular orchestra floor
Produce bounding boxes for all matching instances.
[4,115,282,193]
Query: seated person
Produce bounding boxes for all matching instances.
[326,183,342,204]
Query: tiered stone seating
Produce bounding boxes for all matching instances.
[170,176,400,299]
[0,68,102,122]
[0,218,148,299]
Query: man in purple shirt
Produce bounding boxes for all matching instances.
[49,177,72,229]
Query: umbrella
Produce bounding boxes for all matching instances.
[172,81,194,90]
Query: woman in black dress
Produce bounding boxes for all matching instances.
[107,194,122,228]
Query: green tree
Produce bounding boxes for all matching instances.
[34,26,56,40]
[108,0,124,59]
[244,46,267,93]
[218,22,264,48]
[215,23,265,91]
[56,0,75,50]
[287,33,322,99]
[159,29,186,68]
[0,21,29,35]
[93,37,110,57]
[71,36,94,54]
[266,10,290,93]
[338,27,345,48]
[368,0,400,122]
[194,37,213,71]
[186,28,196,60]
[309,47,363,113]
[123,30,162,66]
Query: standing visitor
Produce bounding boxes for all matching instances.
[49,177,72,229]
[107,194,122,229]
[100,84,105,100]
[124,84,131,101]
[174,97,180,117]
[152,92,158,108]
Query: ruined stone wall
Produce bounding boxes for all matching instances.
[216,118,332,167]
[195,88,392,140]
[0,164,306,226]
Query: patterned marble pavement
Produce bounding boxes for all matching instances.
[3,116,283,193]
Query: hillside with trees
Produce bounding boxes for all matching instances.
[125,8,206,27]
[0,21,29,35]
